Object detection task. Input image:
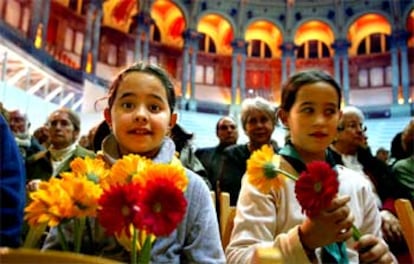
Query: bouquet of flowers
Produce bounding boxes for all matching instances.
[246,144,361,238]
[24,154,188,264]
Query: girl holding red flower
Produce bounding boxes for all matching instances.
[42,62,225,263]
[226,70,395,263]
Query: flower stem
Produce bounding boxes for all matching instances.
[57,225,69,251]
[74,217,86,253]
[137,236,152,264]
[274,168,298,181]
[352,225,362,241]
[23,223,48,248]
[131,228,137,264]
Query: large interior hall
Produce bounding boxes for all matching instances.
[0,0,413,151]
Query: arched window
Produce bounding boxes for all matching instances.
[248,39,272,58]
[297,40,330,59]
[357,33,390,55]
[198,33,216,53]
[152,24,161,42]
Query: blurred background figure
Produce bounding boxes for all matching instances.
[330,105,409,262]
[219,97,279,206]
[8,110,44,161]
[196,116,238,192]
[392,119,414,201]
[26,108,95,191]
[390,119,414,165]
[376,147,390,164]
[33,125,50,149]
[170,123,210,189]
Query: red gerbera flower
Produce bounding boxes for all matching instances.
[295,161,339,217]
[98,183,142,237]
[137,179,187,237]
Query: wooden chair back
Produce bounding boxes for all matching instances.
[220,192,236,250]
[394,198,414,261]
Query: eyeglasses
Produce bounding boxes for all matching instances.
[340,122,367,132]
[49,119,72,128]
[218,124,236,130]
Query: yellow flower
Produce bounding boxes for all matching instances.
[102,154,151,189]
[25,179,73,227]
[60,173,103,218]
[25,172,103,227]
[247,145,286,193]
[141,162,188,192]
[67,156,109,184]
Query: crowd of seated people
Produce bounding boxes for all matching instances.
[1,70,412,263]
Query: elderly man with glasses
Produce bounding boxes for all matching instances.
[329,105,409,261]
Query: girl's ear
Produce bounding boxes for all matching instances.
[169,113,177,129]
[278,109,289,128]
[103,108,112,129]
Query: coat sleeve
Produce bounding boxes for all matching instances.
[0,115,26,247]
[225,177,311,264]
[182,170,226,263]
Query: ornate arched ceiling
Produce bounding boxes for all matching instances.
[151,0,185,45]
[245,21,282,58]
[98,0,412,58]
[295,21,334,49]
[103,0,138,33]
[197,14,233,55]
[348,14,391,55]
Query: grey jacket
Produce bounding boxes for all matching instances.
[43,136,225,263]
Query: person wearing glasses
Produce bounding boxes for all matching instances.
[195,116,239,192]
[329,105,409,261]
[26,108,95,192]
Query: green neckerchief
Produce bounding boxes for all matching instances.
[279,142,349,264]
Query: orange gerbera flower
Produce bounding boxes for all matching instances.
[247,145,294,193]
[140,163,188,192]
[25,178,74,227]
[102,154,151,189]
[60,173,103,218]
[67,156,109,184]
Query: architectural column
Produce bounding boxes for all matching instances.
[28,0,42,42]
[134,12,152,62]
[181,29,200,110]
[40,0,51,49]
[390,40,399,104]
[230,39,247,105]
[332,39,351,105]
[240,52,247,100]
[80,0,102,75]
[90,4,102,75]
[279,42,296,83]
[80,3,95,73]
[389,30,410,105]
[189,39,199,102]
[400,43,409,102]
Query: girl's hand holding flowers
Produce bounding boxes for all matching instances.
[299,195,355,250]
[355,235,394,264]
